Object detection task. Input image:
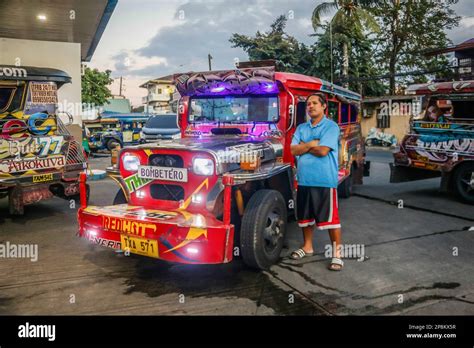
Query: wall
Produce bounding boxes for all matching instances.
[0,38,82,124]
[361,111,411,143]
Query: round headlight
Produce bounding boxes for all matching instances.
[193,158,214,176]
[122,154,140,171]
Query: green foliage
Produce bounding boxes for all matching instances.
[229,0,461,97]
[371,0,460,94]
[229,16,317,74]
[81,67,113,106]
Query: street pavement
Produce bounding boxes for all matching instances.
[0,148,472,315]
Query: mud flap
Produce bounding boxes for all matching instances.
[363,161,371,177]
[8,186,24,216]
[389,163,441,183]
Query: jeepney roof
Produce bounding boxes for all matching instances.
[275,72,361,101]
[0,65,71,85]
[173,67,361,101]
[406,80,474,95]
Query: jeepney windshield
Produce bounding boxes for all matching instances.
[0,86,17,113]
[188,95,279,123]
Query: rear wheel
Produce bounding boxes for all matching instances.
[453,163,474,204]
[240,190,287,270]
[113,189,127,205]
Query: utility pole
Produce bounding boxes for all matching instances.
[208,53,213,71]
[119,76,123,96]
[330,21,333,85]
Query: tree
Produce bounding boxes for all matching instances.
[229,15,317,74]
[371,0,460,94]
[312,23,386,96]
[312,0,379,87]
[81,67,113,106]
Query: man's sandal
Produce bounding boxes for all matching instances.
[328,257,344,271]
[290,248,314,260]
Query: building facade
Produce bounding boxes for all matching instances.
[140,75,176,113]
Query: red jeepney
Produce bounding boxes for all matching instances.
[77,65,368,269]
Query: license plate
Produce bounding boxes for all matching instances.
[32,173,54,183]
[138,165,188,182]
[120,235,159,258]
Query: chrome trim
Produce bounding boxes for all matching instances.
[229,163,292,182]
[285,88,296,132]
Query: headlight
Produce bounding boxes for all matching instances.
[193,158,214,176]
[122,154,140,171]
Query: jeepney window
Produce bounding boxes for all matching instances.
[296,100,307,126]
[340,103,350,124]
[0,86,16,113]
[327,101,339,123]
[350,104,359,123]
[451,100,473,119]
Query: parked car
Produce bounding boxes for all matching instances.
[139,114,181,143]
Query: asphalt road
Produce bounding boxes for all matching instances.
[0,148,473,315]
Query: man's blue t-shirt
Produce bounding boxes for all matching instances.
[291,117,340,188]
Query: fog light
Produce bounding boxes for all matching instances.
[187,247,199,254]
[192,194,203,204]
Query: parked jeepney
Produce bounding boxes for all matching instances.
[0,66,87,215]
[390,80,474,204]
[84,113,149,152]
[77,66,369,269]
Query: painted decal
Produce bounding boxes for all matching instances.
[83,205,177,221]
[0,136,64,159]
[0,155,65,174]
[123,173,152,193]
[102,216,157,237]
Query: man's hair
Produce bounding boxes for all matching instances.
[306,92,327,107]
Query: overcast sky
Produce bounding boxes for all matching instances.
[89,0,474,106]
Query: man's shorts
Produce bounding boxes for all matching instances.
[296,185,341,229]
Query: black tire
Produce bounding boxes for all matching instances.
[240,189,287,270]
[113,189,127,205]
[453,162,474,204]
[338,171,353,198]
[106,139,120,151]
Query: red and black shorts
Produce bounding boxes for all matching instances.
[296,186,341,230]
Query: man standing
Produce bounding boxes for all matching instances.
[290,93,343,271]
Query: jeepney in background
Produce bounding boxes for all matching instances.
[84,113,149,152]
[390,80,474,204]
[0,66,87,215]
[77,64,369,269]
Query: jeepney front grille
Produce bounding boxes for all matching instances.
[150,184,184,201]
[149,154,184,168]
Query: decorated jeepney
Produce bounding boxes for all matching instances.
[77,65,369,269]
[0,66,87,215]
[390,80,474,204]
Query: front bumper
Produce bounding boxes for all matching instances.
[77,204,235,264]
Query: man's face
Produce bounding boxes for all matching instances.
[307,95,326,120]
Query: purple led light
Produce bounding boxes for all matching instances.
[210,86,225,93]
[264,83,276,90]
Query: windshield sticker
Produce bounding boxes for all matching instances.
[30,83,58,104]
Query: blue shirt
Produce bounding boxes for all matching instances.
[291,117,340,188]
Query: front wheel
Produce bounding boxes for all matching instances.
[453,163,474,204]
[240,189,287,270]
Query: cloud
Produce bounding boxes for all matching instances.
[108,0,319,80]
